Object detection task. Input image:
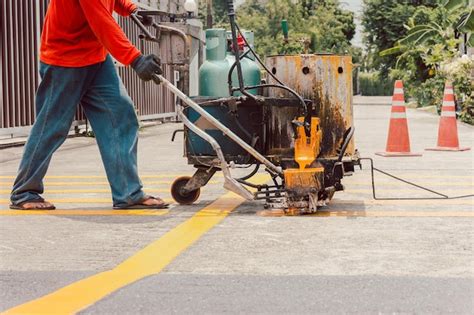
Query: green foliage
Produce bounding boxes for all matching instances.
[457,9,474,45]
[412,76,446,109]
[234,0,356,57]
[441,56,474,124]
[198,0,229,27]
[380,5,462,60]
[198,0,356,58]
[398,55,474,125]
[443,0,468,11]
[361,0,439,76]
[358,72,394,96]
[372,1,473,125]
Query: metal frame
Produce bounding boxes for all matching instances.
[158,74,284,200]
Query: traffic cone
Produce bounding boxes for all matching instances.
[426,81,470,152]
[376,80,422,157]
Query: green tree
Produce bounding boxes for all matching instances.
[198,0,229,28]
[235,0,356,57]
[377,0,473,122]
[361,0,439,77]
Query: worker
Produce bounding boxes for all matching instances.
[9,0,168,210]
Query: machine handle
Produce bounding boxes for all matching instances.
[130,13,157,42]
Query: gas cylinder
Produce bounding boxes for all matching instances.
[199,29,260,97]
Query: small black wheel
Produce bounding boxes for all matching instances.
[171,176,201,205]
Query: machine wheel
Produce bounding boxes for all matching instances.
[171,176,201,205]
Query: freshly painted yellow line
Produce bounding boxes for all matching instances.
[0,188,169,194]
[2,174,269,315]
[309,210,474,217]
[0,173,469,180]
[0,180,220,187]
[0,174,224,179]
[2,188,470,195]
[5,179,470,188]
[380,174,474,179]
[0,175,184,179]
[344,181,474,186]
[0,209,169,216]
[346,188,474,194]
[0,198,173,205]
[333,199,474,206]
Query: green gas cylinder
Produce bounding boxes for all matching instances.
[199,29,261,97]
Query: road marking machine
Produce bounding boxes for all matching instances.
[131,1,472,214]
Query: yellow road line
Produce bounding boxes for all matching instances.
[1,198,471,207]
[344,181,474,186]
[0,174,224,179]
[2,174,269,315]
[0,180,220,187]
[0,198,173,205]
[0,175,183,179]
[309,210,474,217]
[346,189,474,194]
[333,199,474,206]
[0,209,169,216]
[380,174,474,179]
[0,188,169,194]
[5,179,470,188]
[2,188,468,195]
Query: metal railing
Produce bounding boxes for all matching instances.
[0,0,188,136]
[1,0,46,132]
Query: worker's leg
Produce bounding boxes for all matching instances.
[80,56,146,207]
[10,62,96,206]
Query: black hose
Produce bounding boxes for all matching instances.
[233,84,307,115]
[227,49,251,96]
[237,163,261,181]
[226,0,255,100]
[226,0,308,134]
[231,113,253,142]
[234,23,284,86]
[338,127,355,162]
[232,24,307,116]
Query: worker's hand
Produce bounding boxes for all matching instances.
[131,54,162,84]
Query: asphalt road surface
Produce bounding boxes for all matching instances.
[0,103,473,314]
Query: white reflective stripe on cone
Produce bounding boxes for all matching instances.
[393,88,404,94]
[391,112,407,119]
[444,88,454,94]
[441,111,456,117]
[442,101,455,106]
[392,101,405,106]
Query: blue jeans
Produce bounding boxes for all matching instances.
[11,56,146,207]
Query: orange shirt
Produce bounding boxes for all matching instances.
[40,0,141,67]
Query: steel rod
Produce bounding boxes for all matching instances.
[360,158,473,200]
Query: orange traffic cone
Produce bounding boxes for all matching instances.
[426,82,470,152]
[376,80,422,157]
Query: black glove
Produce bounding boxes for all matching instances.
[131,54,162,84]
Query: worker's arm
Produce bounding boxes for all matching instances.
[78,0,140,65]
[114,0,137,16]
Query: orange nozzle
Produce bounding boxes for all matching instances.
[294,117,322,170]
